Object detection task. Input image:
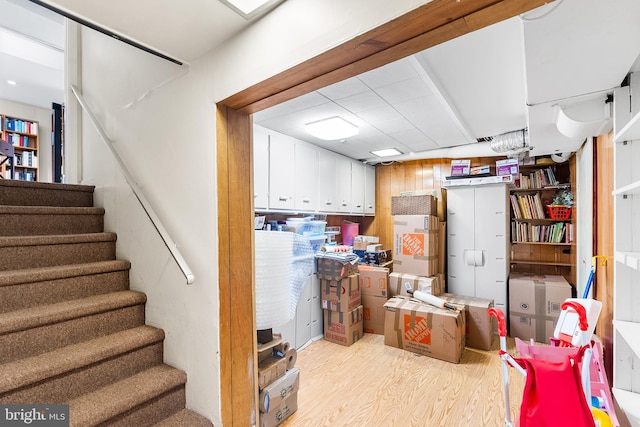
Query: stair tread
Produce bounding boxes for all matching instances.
[0,290,146,335]
[69,365,187,427]
[0,325,164,395]
[0,206,105,215]
[0,232,117,247]
[0,180,95,193]
[154,409,214,427]
[0,260,131,287]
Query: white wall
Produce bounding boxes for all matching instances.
[64,0,432,424]
[0,99,52,182]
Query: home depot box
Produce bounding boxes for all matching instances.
[320,274,361,312]
[316,257,359,281]
[324,305,364,346]
[384,296,465,363]
[393,215,439,277]
[441,293,494,350]
[362,293,387,335]
[259,391,298,427]
[389,272,442,297]
[391,194,437,216]
[358,265,389,297]
[509,273,572,343]
[259,368,299,413]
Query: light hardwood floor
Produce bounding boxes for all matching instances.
[281,334,525,427]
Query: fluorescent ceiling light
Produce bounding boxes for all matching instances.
[220,0,285,19]
[305,116,359,141]
[371,148,402,157]
[7,80,16,86]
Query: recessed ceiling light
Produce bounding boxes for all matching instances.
[220,0,285,19]
[305,116,359,141]
[371,148,402,157]
[7,80,16,86]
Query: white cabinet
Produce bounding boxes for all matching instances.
[365,165,376,215]
[268,132,295,210]
[294,141,318,211]
[612,72,640,426]
[336,155,352,213]
[351,161,365,214]
[447,183,509,310]
[253,127,270,210]
[317,150,337,212]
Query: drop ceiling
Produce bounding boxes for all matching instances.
[2,0,640,163]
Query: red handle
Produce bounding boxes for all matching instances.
[561,301,588,331]
[488,308,507,337]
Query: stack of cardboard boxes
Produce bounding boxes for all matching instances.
[257,335,299,426]
[317,257,364,346]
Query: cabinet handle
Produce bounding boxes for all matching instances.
[254,194,258,198]
[303,198,310,203]
[367,204,373,209]
[325,200,332,205]
[341,201,348,207]
[279,195,289,201]
[356,204,362,208]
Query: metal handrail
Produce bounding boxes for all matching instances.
[70,84,195,285]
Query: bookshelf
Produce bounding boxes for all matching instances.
[0,114,39,181]
[509,157,576,286]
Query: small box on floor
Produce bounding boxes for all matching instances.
[392,215,439,276]
[258,355,288,390]
[324,305,364,346]
[509,273,572,343]
[358,265,389,297]
[441,293,494,350]
[362,293,387,334]
[388,272,442,297]
[316,257,359,281]
[321,274,361,312]
[259,391,298,427]
[259,368,300,413]
[384,296,465,363]
[364,249,392,265]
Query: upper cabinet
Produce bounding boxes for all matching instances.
[255,125,375,215]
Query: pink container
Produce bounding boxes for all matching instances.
[341,221,359,246]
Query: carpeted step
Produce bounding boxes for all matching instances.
[0,206,105,236]
[0,290,146,364]
[0,326,164,403]
[69,364,188,427]
[0,233,117,271]
[155,408,214,427]
[0,260,131,313]
[0,180,94,207]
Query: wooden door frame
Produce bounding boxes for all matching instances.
[216,1,551,424]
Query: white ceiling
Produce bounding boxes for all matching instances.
[2,0,640,163]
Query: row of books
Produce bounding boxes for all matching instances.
[6,170,36,181]
[5,119,38,135]
[511,221,574,243]
[516,167,559,189]
[6,151,38,168]
[510,193,546,219]
[6,133,32,148]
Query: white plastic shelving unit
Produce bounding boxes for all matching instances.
[612,72,640,427]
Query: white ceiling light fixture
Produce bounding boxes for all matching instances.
[7,80,17,86]
[219,0,285,19]
[305,116,359,141]
[371,148,402,157]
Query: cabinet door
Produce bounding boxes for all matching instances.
[253,128,269,210]
[473,184,509,309]
[317,150,337,212]
[351,161,365,214]
[364,165,376,215]
[447,187,477,297]
[294,141,318,211]
[336,155,352,213]
[295,276,312,349]
[268,132,295,209]
[310,274,323,339]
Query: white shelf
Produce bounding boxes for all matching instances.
[614,110,640,143]
[614,320,640,357]
[615,251,640,270]
[612,388,640,426]
[612,180,640,196]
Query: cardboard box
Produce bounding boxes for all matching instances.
[358,265,389,297]
[384,296,466,363]
[316,257,359,281]
[353,235,379,250]
[362,293,388,335]
[392,215,439,277]
[363,249,391,265]
[321,274,361,312]
[389,272,441,297]
[259,368,299,413]
[509,273,572,343]
[496,158,519,177]
[324,305,364,346]
[441,293,495,350]
[259,391,298,427]
[258,355,288,390]
[391,194,437,216]
[438,222,446,275]
[399,189,447,221]
[469,165,493,175]
[450,159,470,176]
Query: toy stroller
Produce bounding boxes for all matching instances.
[489,301,617,427]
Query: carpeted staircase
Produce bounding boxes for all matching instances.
[0,179,213,427]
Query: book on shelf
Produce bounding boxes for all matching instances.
[511,193,546,219]
[511,221,573,243]
[517,166,559,189]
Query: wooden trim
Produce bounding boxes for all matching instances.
[216,1,550,424]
